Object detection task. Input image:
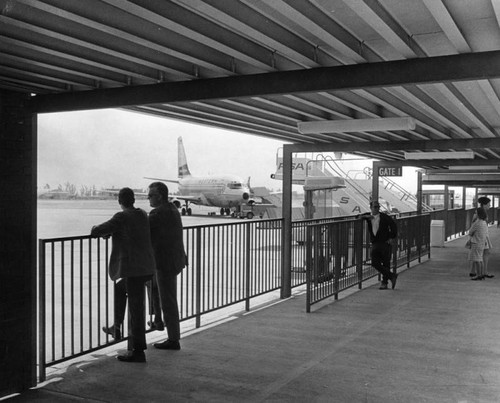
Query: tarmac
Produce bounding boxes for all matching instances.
[8,227,500,402]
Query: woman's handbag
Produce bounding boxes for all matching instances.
[465,239,471,249]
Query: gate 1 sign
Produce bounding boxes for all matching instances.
[377,166,402,176]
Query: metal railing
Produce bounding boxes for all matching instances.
[305,214,431,310]
[38,212,436,380]
[38,218,292,381]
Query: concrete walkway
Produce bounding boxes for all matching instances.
[10,228,500,402]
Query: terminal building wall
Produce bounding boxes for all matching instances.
[0,90,37,396]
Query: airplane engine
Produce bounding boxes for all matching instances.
[172,199,181,209]
[243,192,250,200]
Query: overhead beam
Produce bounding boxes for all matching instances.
[372,159,500,167]
[30,50,500,113]
[288,138,500,154]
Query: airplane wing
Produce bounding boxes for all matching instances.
[144,176,179,184]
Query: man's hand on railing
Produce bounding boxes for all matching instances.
[90,226,110,239]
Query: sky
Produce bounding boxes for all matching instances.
[37,108,423,194]
[38,109,287,192]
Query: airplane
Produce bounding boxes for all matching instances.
[146,137,254,216]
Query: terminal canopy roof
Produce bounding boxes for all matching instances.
[3,0,500,186]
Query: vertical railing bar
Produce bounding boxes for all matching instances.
[245,224,251,311]
[61,241,65,359]
[259,222,263,295]
[38,240,47,382]
[50,243,55,362]
[223,226,228,305]
[97,239,101,345]
[198,227,203,314]
[70,240,75,355]
[79,239,84,352]
[88,238,92,349]
[229,225,233,304]
[305,223,312,312]
[238,223,242,300]
[104,238,110,342]
[264,221,269,292]
[221,227,226,305]
[237,224,241,301]
[241,223,244,300]
[202,226,206,315]
[182,229,188,318]
[79,239,84,351]
[179,230,185,319]
[211,227,220,306]
[195,227,202,328]
[189,229,194,319]
[209,226,213,311]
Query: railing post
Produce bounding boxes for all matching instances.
[245,223,251,312]
[333,223,341,301]
[195,227,202,329]
[38,239,46,383]
[355,219,363,289]
[406,219,411,268]
[305,224,312,313]
[417,215,422,263]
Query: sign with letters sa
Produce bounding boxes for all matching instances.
[377,166,402,177]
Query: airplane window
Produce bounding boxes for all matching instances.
[228,182,243,189]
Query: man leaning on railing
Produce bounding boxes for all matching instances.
[90,187,155,363]
[359,200,398,290]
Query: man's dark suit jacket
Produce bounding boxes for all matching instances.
[91,208,155,281]
[149,202,187,275]
[366,212,398,244]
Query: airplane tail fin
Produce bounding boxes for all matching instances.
[178,137,191,178]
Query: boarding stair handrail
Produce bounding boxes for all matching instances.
[312,154,386,212]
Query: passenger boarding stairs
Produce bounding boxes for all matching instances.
[314,155,430,215]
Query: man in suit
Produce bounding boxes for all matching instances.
[91,187,155,362]
[363,200,398,290]
[148,182,187,350]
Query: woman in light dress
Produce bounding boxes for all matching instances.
[468,207,489,281]
[469,197,494,278]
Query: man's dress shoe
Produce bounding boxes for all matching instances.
[117,350,146,363]
[154,340,181,350]
[102,324,121,340]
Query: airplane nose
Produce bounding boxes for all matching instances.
[242,192,250,200]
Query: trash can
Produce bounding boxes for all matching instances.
[430,220,445,247]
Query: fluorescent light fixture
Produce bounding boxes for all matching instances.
[297,117,416,134]
[449,165,499,170]
[404,151,474,160]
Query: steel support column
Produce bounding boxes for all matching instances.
[281,145,293,298]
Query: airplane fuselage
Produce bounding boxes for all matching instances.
[177,174,251,208]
